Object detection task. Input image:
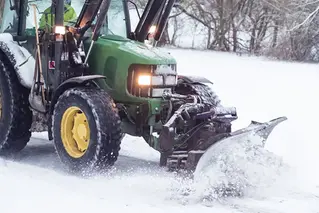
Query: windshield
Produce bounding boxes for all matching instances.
[26,0,85,29]
[25,0,127,38]
[100,0,126,38]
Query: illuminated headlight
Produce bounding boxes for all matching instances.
[137,75,151,86]
[137,75,166,86]
[55,26,66,35]
[149,25,157,34]
[128,64,177,98]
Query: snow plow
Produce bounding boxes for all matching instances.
[0,0,287,173]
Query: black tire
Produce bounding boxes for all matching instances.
[0,53,32,155]
[52,87,122,173]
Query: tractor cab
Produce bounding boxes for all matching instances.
[0,0,173,45]
[21,0,129,37]
[0,0,136,51]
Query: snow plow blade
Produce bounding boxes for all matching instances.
[167,116,287,171]
[223,116,287,148]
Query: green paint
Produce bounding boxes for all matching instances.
[85,35,175,100]
[86,35,176,103]
[84,34,176,147]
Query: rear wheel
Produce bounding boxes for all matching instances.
[52,87,122,173]
[0,54,32,155]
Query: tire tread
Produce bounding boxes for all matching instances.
[0,53,32,154]
[53,87,122,172]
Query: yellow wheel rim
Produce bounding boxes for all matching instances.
[61,106,90,158]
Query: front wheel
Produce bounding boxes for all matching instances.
[52,87,122,173]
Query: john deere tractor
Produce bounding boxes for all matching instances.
[0,0,287,173]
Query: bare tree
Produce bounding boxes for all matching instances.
[130,0,319,62]
[266,0,319,62]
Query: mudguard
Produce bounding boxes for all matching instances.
[50,75,106,108]
[0,33,35,88]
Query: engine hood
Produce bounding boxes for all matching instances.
[96,35,177,65]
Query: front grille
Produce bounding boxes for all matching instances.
[127,64,177,98]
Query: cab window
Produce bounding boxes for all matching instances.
[26,1,52,30]
[25,0,82,30]
[101,0,127,38]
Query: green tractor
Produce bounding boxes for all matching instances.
[0,0,287,173]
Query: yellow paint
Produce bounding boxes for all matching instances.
[60,106,90,158]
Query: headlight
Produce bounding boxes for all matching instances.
[55,26,66,35]
[128,64,177,98]
[137,75,166,86]
[151,76,164,85]
[137,75,151,86]
[149,25,157,34]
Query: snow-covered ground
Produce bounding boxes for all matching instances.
[1,49,319,212]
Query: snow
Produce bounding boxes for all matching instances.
[0,33,35,88]
[2,49,319,212]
